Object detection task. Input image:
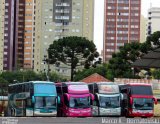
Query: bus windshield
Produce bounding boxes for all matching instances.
[35,96,56,109]
[34,83,56,95]
[69,97,90,108]
[99,96,120,108]
[132,98,154,110]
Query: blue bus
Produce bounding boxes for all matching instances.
[8,81,59,117]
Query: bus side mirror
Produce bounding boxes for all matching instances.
[90,94,94,101]
[130,97,133,105]
[153,97,158,105]
[57,96,60,104]
[32,96,35,103]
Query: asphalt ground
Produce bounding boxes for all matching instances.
[0,117,160,124]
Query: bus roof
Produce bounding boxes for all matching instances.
[0,96,8,100]
[56,82,86,86]
[9,81,55,86]
[63,82,86,85]
[126,83,151,86]
[97,82,116,85]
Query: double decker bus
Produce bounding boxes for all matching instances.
[56,82,94,117]
[119,83,157,117]
[89,82,122,116]
[8,81,59,117]
[0,96,8,116]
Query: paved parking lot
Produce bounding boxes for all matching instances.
[0,117,160,124]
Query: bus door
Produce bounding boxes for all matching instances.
[92,95,99,116]
[25,98,34,116]
[63,94,69,116]
[14,99,26,116]
[120,88,128,116]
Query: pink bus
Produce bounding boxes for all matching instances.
[56,82,94,117]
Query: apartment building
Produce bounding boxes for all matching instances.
[0,0,5,72]
[103,0,141,62]
[2,0,16,71]
[147,7,160,36]
[140,15,147,43]
[1,0,35,71]
[34,0,94,76]
[1,0,94,76]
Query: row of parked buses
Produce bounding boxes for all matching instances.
[2,81,157,117]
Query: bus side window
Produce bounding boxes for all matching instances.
[13,85,16,93]
[8,86,12,93]
[29,83,33,95]
[25,84,29,92]
[22,84,25,92]
[26,99,33,108]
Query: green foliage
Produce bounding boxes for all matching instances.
[0,77,9,95]
[0,77,8,84]
[0,71,64,84]
[49,72,66,82]
[74,64,107,81]
[151,69,160,79]
[106,42,146,81]
[48,36,100,80]
[146,31,160,47]
[105,31,160,80]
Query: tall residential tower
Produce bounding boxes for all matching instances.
[0,0,94,75]
[34,0,94,75]
[147,7,160,36]
[103,0,141,62]
[0,0,5,72]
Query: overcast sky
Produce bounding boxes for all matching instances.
[94,0,160,53]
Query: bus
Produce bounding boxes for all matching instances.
[119,83,157,117]
[56,82,94,117]
[0,96,8,116]
[89,82,122,116]
[8,81,59,117]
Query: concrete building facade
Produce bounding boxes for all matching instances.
[103,0,141,62]
[0,0,5,72]
[147,7,160,36]
[140,15,147,43]
[33,0,94,76]
[3,0,16,71]
[0,0,94,76]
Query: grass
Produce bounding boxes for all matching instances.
[154,103,160,117]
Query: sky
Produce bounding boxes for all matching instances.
[94,0,160,53]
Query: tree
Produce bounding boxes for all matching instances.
[106,31,160,80]
[74,64,107,81]
[0,71,64,84]
[151,69,160,79]
[0,77,8,96]
[106,42,145,80]
[48,36,99,81]
[146,31,160,47]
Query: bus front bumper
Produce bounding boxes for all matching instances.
[33,109,57,117]
[99,108,121,116]
[129,109,154,117]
